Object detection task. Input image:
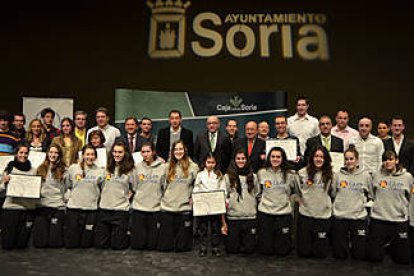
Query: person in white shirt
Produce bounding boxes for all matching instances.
[331,109,359,149]
[349,116,384,174]
[86,107,121,152]
[287,96,319,156]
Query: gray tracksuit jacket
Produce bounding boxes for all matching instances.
[225,174,259,220]
[39,168,68,209]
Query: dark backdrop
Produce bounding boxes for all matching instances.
[1,0,413,135]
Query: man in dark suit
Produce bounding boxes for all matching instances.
[233,121,266,173]
[194,116,231,173]
[156,110,194,161]
[123,116,148,153]
[383,115,414,175]
[304,115,344,164]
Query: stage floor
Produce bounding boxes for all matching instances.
[1,248,413,275]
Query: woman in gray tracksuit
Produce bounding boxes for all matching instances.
[257,146,298,256]
[157,140,199,252]
[296,145,334,258]
[131,141,165,250]
[95,140,136,250]
[65,144,105,248]
[368,150,412,264]
[331,147,372,260]
[1,143,37,249]
[33,143,67,248]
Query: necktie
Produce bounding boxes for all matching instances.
[323,136,330,151]
[248,139,253,156]
[210,132,216,152]
[129,135,135,152]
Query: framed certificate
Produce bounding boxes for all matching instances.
[6,174,42,198]
[28,151,46,169]
[330,152,345,172]
[192,190,226,216]
[132,152,143,164]
[266,139,297,161]
[95,148,107,169]
[0,156,14,173]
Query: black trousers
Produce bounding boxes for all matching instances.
[367,218,410,264]
[95,209,130,250]
[410,226,414,262]
[257,212,292,256]
[331,217,367,260]
[0,197,5,231]
[157,211,193,252]
[130,210,160,250]
[296,214,331,258]
[64,208,97,248]
[33,207,64,248]
[225,219,257,254]
[196,215,222,250]
[1,209,35,250]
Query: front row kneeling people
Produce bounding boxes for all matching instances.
[2,140,414,265]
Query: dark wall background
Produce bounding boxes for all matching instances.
[1,0,413,135]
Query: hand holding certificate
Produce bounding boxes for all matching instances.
[6,174,42,198]
[192,190,226,216]
[266,139,297,161]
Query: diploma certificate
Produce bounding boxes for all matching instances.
[192,190,226,216]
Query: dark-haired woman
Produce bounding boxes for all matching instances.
[88,129,106,149]
[65,145,105,248]
[257,147,297,256]
[331,147,372,260]
[368,150,412,264]
[223,149,259,254]
[0,144,37,249]
[52,117,82,167]
[131,142,165,250]
[157,140,198,252]
[296,146,334,258]
[33,143,67,248]
[95,141,135,250]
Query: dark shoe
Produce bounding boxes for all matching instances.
[198,248,207,257]
[212,247,221,257]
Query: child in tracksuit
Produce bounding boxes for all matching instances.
[131,141,165,250]
[33,143,67,248]
[193,153,226,257]
[257,147,297,256]
[157,140,199,252]
[331,147,372,260]
[296,145,334,258]
[95,140,136,250]
[0,143,37,249]
[368,150,412,264]
[65,145,105,248]
[223,148,259,254]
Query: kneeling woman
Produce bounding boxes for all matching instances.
[95,141,135,250]
[257,147,297,256]
[368,150,412,264]
[331,147,372,260]
[296,146,334,258]
[223,149,259,254]
[65,145,105,248]
[1,143,37,249]
[33,143,67,248]
[157,140,199,252]
[131,141,165,250]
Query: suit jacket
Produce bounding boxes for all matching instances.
[51,135,83,167]
[123,133,149,153]
[384,137,414,175]
[194,130,231,173]
[156,127,194,161]
[304,135,344,164]
[233,137,266,173]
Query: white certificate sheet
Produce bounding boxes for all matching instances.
[0,156,14,173]
[330,152,345,172]
[28,151,46,169]
[6,174,42,198]
[192,190,226,216]
[266,139,297,161]
[132,152,143,164]
[95,148,107,169]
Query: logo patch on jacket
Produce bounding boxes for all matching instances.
[139,174,145,181]
[306,179,313,186]
[340,181,348,188]
[264,180,272,188]
[379,180,388,189]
